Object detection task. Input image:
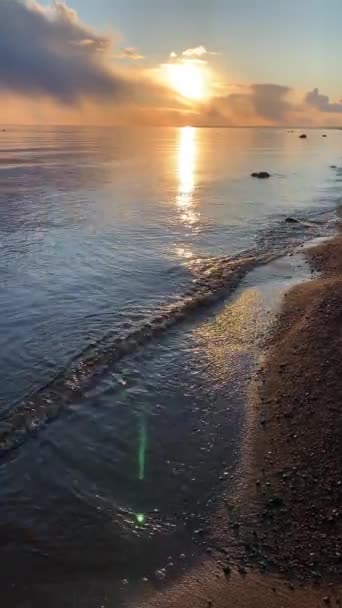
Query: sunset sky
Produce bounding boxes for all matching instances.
[1,0,342,126]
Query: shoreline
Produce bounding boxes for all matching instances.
[3,235,341,608]
[134,235,342,607]
[231,236,342,584]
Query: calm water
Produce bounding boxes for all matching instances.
[0,126,341,604]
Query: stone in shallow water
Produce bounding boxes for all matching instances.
[251,171,271,179]
[285,216,300,224]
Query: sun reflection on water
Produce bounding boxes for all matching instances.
[194,287,265,381]
[178,127,196,196]
[176,126,200,230]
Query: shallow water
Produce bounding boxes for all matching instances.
[0,126,341,603]
[1,126,341,407]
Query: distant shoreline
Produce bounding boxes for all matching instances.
[1,124,342,129]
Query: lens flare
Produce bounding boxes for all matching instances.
[136,513,145,526]
[138,417,147,481]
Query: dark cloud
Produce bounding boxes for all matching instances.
[0,1,147,102]
[251,84,292,121]
[305,88,342,113]
[202,83,293,125]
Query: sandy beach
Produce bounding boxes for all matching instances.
[228,236,342,581]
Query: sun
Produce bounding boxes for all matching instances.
[164,62,207,101]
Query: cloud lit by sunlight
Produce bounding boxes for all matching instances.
[115,47,144,60]
[0,1,342,127]
[159,45,218,102]
[182,45,219,58]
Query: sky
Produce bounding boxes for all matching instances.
[0,0,342,126]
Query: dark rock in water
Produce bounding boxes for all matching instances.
[330,165,337,169]
[285,217,299,224]
[299,134,307,139]
[251,171,271,179]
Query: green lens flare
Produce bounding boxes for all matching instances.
[136,513,145,525]
[138,417,147,481]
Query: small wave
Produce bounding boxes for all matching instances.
[0,211,334,457]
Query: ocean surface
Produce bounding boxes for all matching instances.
[0,126,341,604]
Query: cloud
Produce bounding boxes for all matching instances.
[0,5,341,127]
[182,45,208,58]
[115,47,144,60]
[182,45,218,58]
[0,0,152,102]
[305,88,342,113]
[252,83,292,121]
[202,83,294,126]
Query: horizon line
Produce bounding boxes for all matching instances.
[1,124,341,130]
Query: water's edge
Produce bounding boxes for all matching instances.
[0,218,334,458]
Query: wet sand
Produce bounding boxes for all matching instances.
[136,236,342,607]
[233,236,342,583]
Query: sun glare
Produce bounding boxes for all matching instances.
[164,62,207,101]
[178,126,196,195]
[176,126,200,230]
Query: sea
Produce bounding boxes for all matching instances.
[0,126,341,606]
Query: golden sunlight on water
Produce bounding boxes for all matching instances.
[194,287,267,382]
[176,127,200,236]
